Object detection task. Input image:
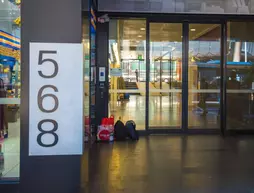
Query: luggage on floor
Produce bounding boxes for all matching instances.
[101,116,114,126]
[124,93,130,100]
[125,120,139,140]
[97,125,114,142]
[114,120,128,141]
[97,116,115,142]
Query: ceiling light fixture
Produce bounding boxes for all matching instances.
[190,28,196,32]
[140,28,145,31]
[138,35,142,38]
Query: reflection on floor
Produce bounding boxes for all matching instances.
[0,119,20,179]
[109,96,146,130]
[81,136,254,193]
[109,95,220,130]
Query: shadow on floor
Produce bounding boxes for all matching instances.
[81,135,254,193]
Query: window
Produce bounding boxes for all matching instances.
[227,22,254,130]
[0,0,20,180]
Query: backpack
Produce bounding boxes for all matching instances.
[114,120,128,141]
[125,120,139,141]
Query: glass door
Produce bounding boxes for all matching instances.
[108,19,147,130]
[188,23,221,129]
[148,22,222,131]
[149,23,183,129]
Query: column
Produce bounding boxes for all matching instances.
[20,0,82,193]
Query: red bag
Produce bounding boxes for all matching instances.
[97,125,114,142]
[101,116,114,126]
[108,115,114,125]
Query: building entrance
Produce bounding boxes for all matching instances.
[149,22,222,132]
[107,19,224,133]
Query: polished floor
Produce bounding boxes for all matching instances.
[81,136,254,193]
[2,135,254,193]
[109,95,220,130]
[0,119,20,180]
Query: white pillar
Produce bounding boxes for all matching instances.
[233,42,242,62]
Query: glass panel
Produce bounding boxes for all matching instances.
[108,19,146,130]
[99,0,254,15]
[0,1,20,180]
[227,22,254,130]
[149,23,182,128]
[83,18,90,137]
[188,24,221,129]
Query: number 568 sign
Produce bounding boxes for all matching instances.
[29,43,83,156]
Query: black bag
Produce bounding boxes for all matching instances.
[125,120,139,141]
[114,120,128,141]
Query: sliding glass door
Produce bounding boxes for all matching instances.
[107,18,254,133]
[149,23,183,129]
[188,24,221,129]
[148,21,222,131]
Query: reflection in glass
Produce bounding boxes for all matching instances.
[83,17,90,137]
[188,24,221,129]
[149,23,182,128]
[227,22,254,130]
[108,19,146,130]
[0,30,20,179]
[0,0,20,179]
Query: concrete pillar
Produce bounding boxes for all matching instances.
[20,0,82,193]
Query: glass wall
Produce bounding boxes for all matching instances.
[83,18,90,137]
[0,0,20,180]
[99,0,254,14]
[227,22,254,130]
[188,24,221,129]
[108,19,146,130]
[149,23,182,128]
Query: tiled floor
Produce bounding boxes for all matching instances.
[0,119,20,179]
[81,135,254,193]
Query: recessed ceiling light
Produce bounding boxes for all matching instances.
[140,28,145,31]
[191,28,196,32]
[138,35,142,38]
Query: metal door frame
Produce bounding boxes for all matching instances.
[146,19,226,135]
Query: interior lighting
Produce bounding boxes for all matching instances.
[140,28,145,31]
[191,28,196,32]
[138,35,142,38]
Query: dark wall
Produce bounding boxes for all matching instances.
[96,22,109,126]
[98,0,254,15]
[82,0,89,11]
